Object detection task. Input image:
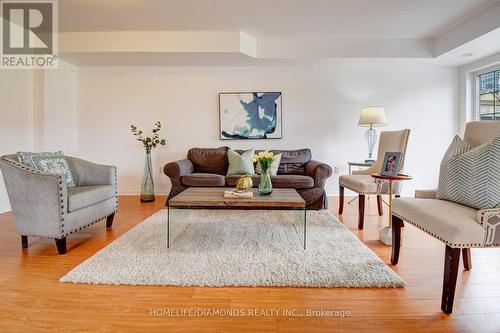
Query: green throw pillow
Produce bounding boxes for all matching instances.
[227,149,255,176]
[17,151,76,188]
[436,135,500,210]
[255,153,282,176]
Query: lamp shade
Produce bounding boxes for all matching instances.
[358,106,386,127]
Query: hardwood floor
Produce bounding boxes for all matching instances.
[1,195,499,332]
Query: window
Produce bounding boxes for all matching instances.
[478,69,500,120]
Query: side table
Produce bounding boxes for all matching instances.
[371,173,412,245]
[348,161,374,175]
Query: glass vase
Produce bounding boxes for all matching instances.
[140,150,155,202]
[258,167,273,196]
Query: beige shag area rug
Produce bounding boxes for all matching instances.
[60,209,405,288]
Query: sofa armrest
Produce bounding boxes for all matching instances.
[305,160,332,188]
[414,189,437,199]
[66,157,117,187]
[0,157,65,238]
[164,159,194,179]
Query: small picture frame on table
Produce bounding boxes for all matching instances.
[380,152,402,176]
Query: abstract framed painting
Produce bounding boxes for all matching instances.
[219,92,282,140]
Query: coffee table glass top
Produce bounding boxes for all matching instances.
[168,188,306,208]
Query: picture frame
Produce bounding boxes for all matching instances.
[380,152,402,176]
[219,92,282,140]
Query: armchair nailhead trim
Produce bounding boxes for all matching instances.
[392,211,484,248]
[339,183,404,195]
[56,173,66,236]
[114,167,118,211]
[1,157,57,176]
[340,183,403,196]
[63,212,117,237]
[340,184,378,195]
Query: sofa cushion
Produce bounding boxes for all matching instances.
[339,174,379,194]
[226,175,260,187]
[182,173,225,187]
[227,149,255,176]
[188,147,229,175]
[68,185,115,212]
[392,198,484,247]
[271,175,314,189]
[273,149,311,174]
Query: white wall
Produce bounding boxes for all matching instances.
[42,61,78,154]
[76,59,457,196]
[0,71,34,213]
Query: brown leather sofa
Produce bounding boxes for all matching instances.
[164,147,332,209]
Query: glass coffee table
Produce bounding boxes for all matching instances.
[167,187,307,249]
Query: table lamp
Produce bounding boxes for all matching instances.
[358,106,386,163]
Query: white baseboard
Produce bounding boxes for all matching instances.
[119,190,169,195]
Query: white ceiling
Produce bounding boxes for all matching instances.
[54,0,500,67]
[60,0,494,39]
[436,27,500,66]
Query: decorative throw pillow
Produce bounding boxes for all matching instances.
[255,153,282,176]
[226,149,255,176]
[17,151,76,188]
[436,135,500,210]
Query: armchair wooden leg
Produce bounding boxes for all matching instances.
[462,248,472,270]
[106,213,115,228]
[377,195,383,216]
[358,194,365,230]
[21,235,28,249]
[441,245,460,314]
[393,194,404,227]
[391,216,403,265]
[55,238,67,255]
[338,185,345,215]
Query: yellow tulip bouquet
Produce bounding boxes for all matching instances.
[253,151,276,195]
[253,151,276,172]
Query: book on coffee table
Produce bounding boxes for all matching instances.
[224,189,253,198]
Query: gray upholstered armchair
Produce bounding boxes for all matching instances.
[0,155,117,254]
[391,121,500,314]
